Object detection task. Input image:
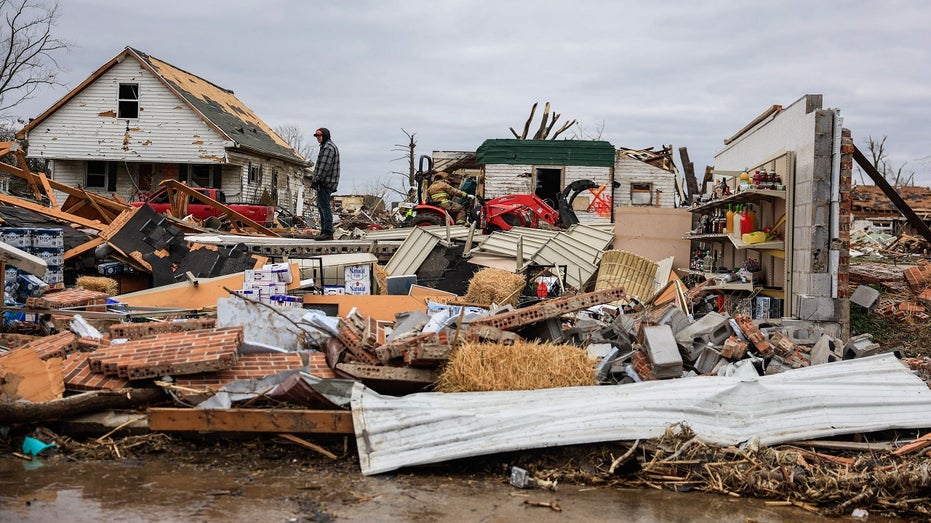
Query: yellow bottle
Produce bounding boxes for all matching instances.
[725,204,734,234]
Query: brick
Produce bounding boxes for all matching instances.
[26,288,109,311]
[109,317,217,339]
[62,353,130,391]
[19,331,78,361]
[89,327,242,379]
[469,287,627,331]
[721,336,747,360]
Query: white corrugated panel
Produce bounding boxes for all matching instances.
[352,354,931,475]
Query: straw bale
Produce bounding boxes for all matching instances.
[463,268,526,307]
[435,341,597,392]
[372,264,388,295]
[76,276,119,296]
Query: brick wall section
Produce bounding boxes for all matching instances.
[18,331,78,361]
[838,129,853,303]
[25,288,109,311]
[88,327,242,380]
[62,352,131,391]
[173,351,334,390]
[0,333,40,350]
[109,317,218,339]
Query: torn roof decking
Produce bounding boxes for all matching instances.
[851,185,931,219]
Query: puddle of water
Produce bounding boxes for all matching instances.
[0,455,902,522]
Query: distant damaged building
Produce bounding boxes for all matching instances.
[614,146,683,208]
[17,46,307,215]
[851,184,931,235]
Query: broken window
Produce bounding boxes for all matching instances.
[248,162,262,184]
[86,161,108,189]
[190,165,212,187]
[118,83,139,119]
[631,182,653,206]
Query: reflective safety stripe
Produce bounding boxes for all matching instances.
[431,191,449,203]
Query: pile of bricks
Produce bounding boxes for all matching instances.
[856,260,931,321]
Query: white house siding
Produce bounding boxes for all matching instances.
[614,156,677,208]
[226,151,302,211]
[24,58,230,164]
[483,163,613,225]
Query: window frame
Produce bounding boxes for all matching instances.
[118,83,139,119]
[630,182,654,206]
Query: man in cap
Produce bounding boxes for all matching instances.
[311,127,339,240]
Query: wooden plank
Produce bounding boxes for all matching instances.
[0,192,106,230]
[147,407,354,434]
[64,237,105,261]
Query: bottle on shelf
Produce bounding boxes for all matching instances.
[740,205,752,240]
[732,204,743,239]
[725,204,734,234]
[747,203,757,232]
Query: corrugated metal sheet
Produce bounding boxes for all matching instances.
[467,224,614,288]
[352,354,931,475]
[361,225,476,242]
[383,227,443,276]
[476,139,616,167]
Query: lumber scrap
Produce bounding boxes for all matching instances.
[147,407,353,434]
[0,388,164,424]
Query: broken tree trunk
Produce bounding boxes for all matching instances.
[0,388,166,424]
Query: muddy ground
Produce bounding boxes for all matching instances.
[1,434,889,522]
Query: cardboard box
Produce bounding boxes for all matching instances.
[344,264,371,295]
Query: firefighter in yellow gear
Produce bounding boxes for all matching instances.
[426,171,472,224]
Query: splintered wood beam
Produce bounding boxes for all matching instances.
[147,408,354,434]
[37,172,58,208]
[0,193,106,230]
[520,102,538,139]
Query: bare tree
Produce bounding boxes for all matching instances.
[859,135,915,187]
[387,128,417,200]
[0,0,68,115]
[274,123,312,160]
[509,102,578,140]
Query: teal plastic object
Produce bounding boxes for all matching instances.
[22,436,57,456]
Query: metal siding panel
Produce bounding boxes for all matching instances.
[353,354,931,475]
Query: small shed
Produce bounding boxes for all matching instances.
[475,139,616,224]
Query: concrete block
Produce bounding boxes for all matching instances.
[675,312,731,361]
[643,324,683,379]
[796,295,837,321]
[595,346,620,382]
[809,334,839,365]
[850,285,880,309]
[808,273,834,297]
[388,310,430,341]
[843,333,883,360]
[657,306,691,335]
[694,345,722,374]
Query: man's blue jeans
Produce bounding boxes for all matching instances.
[316,186,334,234]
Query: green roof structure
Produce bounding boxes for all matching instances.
[475,139,615,168]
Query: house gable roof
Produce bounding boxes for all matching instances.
[19,47,304,165]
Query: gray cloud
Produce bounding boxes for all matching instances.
[12,0,931,191]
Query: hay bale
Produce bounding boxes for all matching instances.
[76,276,119,296]
[373,264,388,295]
[435,341,597,392]
[463,268,526,307]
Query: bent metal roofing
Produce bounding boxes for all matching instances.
[475,139,615,167]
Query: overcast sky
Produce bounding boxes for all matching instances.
[11,0,931,192]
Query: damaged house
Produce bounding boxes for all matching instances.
[475,139,616,225]
[16,46,307,216]
[614,146,682,208]
[850,184,931,235]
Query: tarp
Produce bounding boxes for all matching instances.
[351,353,931,475]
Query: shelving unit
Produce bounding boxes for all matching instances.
[682,152,794,317]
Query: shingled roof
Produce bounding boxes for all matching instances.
[851,185,931,220]
[19,46,304,164]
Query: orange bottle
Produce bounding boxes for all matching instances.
[725,204,734,234]
[747,204,757,232]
